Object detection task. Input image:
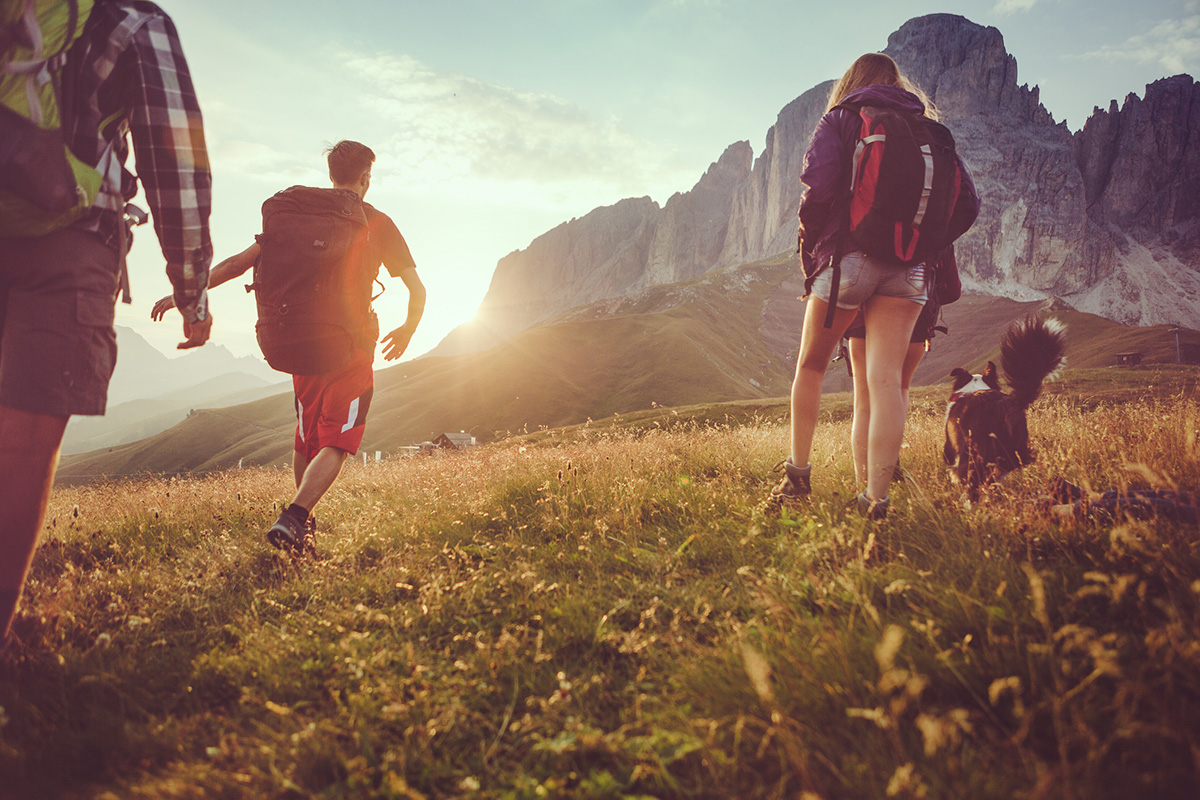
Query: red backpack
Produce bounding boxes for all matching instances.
[842,104,970,263]
[251,186,379,375]
[820,104,976,326]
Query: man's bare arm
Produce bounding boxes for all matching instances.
[381,267,426,362]
[151,242,261,321]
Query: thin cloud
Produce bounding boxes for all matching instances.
[993,0,1041,13]
[338,52,691,203]
[1076,12,1199,74]
[208,140,321,186]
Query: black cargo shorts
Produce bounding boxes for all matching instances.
[0,227,120,417]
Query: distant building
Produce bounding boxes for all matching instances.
[1115,352,1143,367]
[431,432,477,451]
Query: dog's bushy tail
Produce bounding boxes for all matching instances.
[1001,316,1067,409]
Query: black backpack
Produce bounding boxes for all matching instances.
[251,186,379,375]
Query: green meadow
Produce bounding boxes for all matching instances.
[3,367,1199,799]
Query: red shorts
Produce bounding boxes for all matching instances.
[292,350,374,462]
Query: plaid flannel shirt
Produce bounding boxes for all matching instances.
[61,0,211,322]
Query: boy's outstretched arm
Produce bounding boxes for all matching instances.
[151,242,262,321]
[381,267,426,362]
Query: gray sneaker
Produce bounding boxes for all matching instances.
[267,509,314,556]
[856,493,889,520]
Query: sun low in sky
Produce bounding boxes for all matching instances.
[119,0,1199,364]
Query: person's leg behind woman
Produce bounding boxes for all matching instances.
[860,295,923,505]
[849,337,926,483]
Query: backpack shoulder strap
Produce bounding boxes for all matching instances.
[3,0,93,129]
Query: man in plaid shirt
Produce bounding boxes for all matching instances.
[0,0,212,647]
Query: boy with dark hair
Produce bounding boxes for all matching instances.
[326,140,376,186]
[152,140,425,554]
[0,0,213,647]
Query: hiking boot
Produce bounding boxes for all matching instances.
[267,508,314,556]
[856,492,889,520]
[769,460,812,508]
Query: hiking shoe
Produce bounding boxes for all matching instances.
[769,460,812,508]
[856,492,889,520]
[267,509,314,556]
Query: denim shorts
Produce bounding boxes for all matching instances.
[846,293,942,343]
[0,228,120,416]
[810,251,929,308]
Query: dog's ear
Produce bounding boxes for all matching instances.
[982,361,1000,391]
[950,368,971,390]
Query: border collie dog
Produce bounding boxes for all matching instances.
[944,317,1067,496]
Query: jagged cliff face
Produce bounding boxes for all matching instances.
[716,83,832,269]
[435,144,753,355]
[1066,75,1200,326]
[1076,75,1200,242]
[436,13,1199,357]
[643,141,753,288]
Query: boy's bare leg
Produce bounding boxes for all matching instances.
[293,446,349,512]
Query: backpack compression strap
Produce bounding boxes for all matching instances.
[893,143,935,262]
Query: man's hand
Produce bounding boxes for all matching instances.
[150,294,176,321]
[179,313,212,350]
[381,324,414,361]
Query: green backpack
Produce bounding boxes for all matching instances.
[0,0,102,237]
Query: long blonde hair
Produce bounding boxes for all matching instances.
[826,53,938,120]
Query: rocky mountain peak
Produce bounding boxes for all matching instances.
[886,14,1055,125]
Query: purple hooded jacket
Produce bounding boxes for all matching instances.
[797,84,979,295]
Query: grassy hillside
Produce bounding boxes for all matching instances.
[369,274,791,451]
[5,371,1199,798]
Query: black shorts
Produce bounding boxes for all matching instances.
[845,294,942,344]
[0,228,119,416]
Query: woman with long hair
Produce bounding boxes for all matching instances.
[770,53,977,518]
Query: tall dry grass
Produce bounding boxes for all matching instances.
[1,390,1198,799]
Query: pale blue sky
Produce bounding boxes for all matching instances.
[120,0,1199,360]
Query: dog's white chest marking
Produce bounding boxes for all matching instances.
[954,374,992,396]
[946,374,994,421]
